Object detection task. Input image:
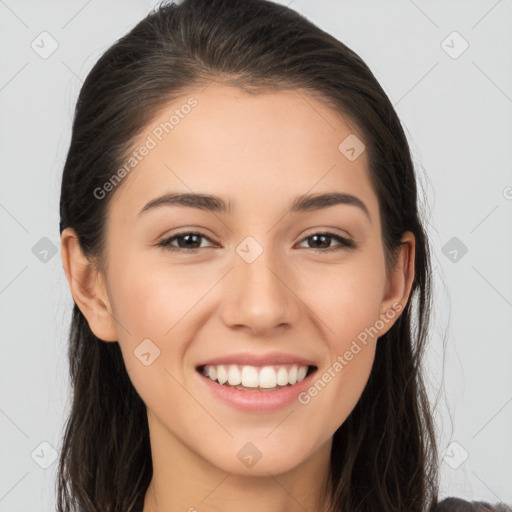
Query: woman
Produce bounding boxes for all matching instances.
[57,0,510,510]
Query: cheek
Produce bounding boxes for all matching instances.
[297,257,385,422]
[107,253,201,341]
[106,254,207,391]
[299,288,380,436]
[305,256,387,342]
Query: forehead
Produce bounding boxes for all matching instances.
[108,83,377,220]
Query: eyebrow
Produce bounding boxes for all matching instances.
[139,191,371,222]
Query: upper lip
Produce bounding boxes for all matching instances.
[196,352,318,369]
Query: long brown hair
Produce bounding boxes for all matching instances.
[58,0,440,510]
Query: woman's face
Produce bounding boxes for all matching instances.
[68,83,414,478]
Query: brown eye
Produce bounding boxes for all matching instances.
[298,232,357,252]
[158,232,215,252]
[157,230,357,254]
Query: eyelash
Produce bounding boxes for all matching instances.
[157,231,357,253]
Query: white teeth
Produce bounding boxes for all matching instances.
[200,363,311,388]
[297,365,308,382]
[276,367,289,386]
[258,366,277,388]
[288,365,298,385]
[227,364,241,386]
[216,365,228,384]
[241,366,259,387]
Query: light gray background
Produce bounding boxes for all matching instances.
[1,1,511,510]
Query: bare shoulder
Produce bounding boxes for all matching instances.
[436,497,512,511]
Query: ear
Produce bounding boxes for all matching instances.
[60,227,118,342]
[377,231,415,336]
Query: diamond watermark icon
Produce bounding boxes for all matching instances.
[441,31,469,59]
[32,237,58,263]
[442,441,469,469]
[236,236,264,264]
[134,338,161,366]
[338,133,365,161]
[31,31,59,59]
[442,236,468,263]
[237,442,262,468]
[31,441,58,469]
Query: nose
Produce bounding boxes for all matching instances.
[219,245,301,335]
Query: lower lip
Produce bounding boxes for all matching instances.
[196,367,317,412]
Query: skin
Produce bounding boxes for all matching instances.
[61,82,415,512]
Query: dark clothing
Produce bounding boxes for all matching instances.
[436,497,512,511]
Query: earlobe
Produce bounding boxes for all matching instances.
[378,231,416,336]
[60,227,118,342]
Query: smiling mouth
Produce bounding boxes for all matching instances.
[196,364,317,391]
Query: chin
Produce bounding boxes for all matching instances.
[200,437,317,477]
